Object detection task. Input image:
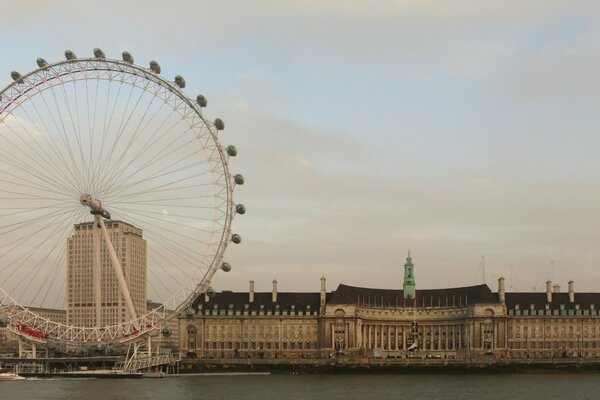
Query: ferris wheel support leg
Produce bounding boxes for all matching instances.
[18,337,23,358]
[97,218,139,328]
[93,216,102,328]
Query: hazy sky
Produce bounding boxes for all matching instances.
[1,1,600,294]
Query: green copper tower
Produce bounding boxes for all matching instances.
[403,250,416,300]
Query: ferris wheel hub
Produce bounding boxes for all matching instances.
[80,193,111,219]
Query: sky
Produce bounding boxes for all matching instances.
[1,0,600,295]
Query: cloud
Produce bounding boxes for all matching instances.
[2,0,600,299]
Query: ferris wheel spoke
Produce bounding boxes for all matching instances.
[101,103,184,191]
[100,91,160,193]
[5,108,78,197]
[0,124,78,197]
[34,208,86,308]
[24,96,84,195]
[148,247,201,288]
[11,222,70,304]
[57,77,87,188]
[0,208,77,267]
[0,170,75,200]
[146,236,214,275]
[35,245,67,308]
[146,264,173,304]
[0,203,74,236]
[95,78,143,193]
[100,126,200,197]
[103,153,210,199]
[112,206,217,235]
[147,251,187,287]
[45,84,87,192]
[91,80,124,190]
[45,255,68,311]
[0,208,77,283]
[34,86,84,192]
[84,78,98,186]
[110,180,216,203]
[125,216,211,263]
[120,212,216,248]
[116,207,218,223]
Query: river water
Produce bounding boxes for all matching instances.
[1,373,598,400]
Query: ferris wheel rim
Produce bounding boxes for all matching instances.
[0,55,237,344]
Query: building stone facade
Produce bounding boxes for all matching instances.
[179,255,600,362]
[179,280,324,359]
[67,221,147,327]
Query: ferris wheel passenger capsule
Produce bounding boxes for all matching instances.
[234,174,245,185]
[185,309,194,319]
[36,58,48,68]
[214,118,225,131]
[122,51,134,64]
[149,60,161,74]
[93,48,106,59]
[226,145,237,157]
[10,71,23,83]
[196,95,207,107]
[64,50,77,60]
[206,287,216,297]
[235,204,246,214]
[161,327,172,337]
[231,234,242,244]
[174,75,186,88]
[221,262,232,272]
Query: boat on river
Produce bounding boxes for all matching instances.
[0,372,26,381]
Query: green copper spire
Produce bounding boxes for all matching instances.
[403,250,416,300]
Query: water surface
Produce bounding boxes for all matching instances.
[1,373,598,400]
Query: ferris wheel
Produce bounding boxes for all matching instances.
[0,49,244,345]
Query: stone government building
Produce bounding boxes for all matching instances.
[180,254,600,361]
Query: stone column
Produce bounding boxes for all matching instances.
[345,323,349,349]
[493,322,497,351]
[387,325,391,350]
[452,325,456,350]
[331,324,335,350]
[403,325,407,350]
[372,325,376,349]
[444,325,450,350]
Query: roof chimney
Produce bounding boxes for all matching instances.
[320,276,327,311]
[498,277,505,304]
[569,280,575,303]
[272,279,278,303]
[546,280,552,303]
[249,280,255,303]
[553,284,560,293]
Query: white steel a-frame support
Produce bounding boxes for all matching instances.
[81,193,139,330]
[93,215,102,328]
[97,217,139,327]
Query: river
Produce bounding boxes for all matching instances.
[1,373,598,399]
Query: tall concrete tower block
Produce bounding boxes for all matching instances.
[403,251,416,300]
[67,220,146,327]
